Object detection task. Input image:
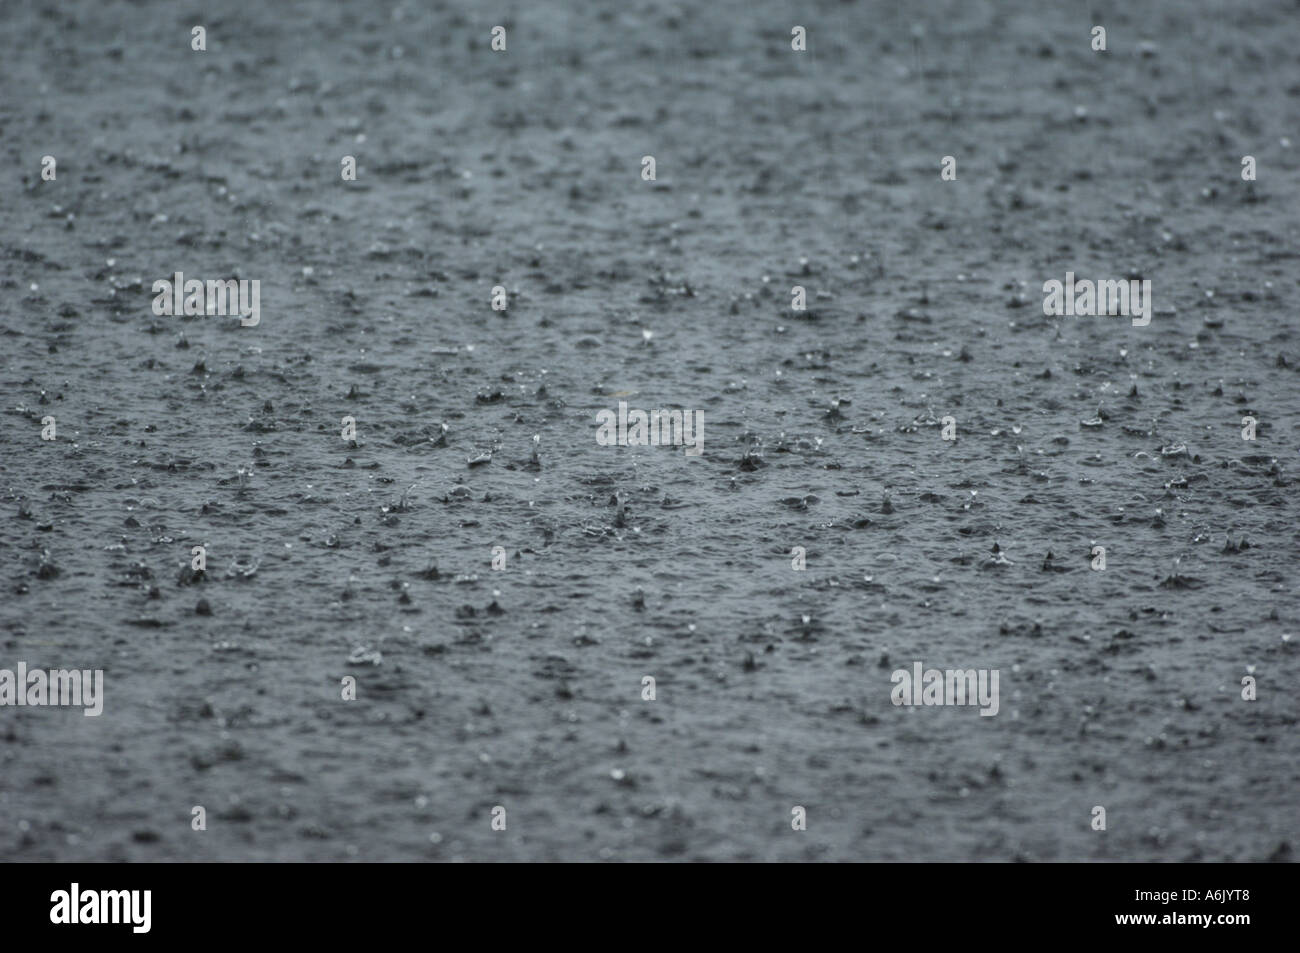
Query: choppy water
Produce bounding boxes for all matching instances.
[0,0,1297,861]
